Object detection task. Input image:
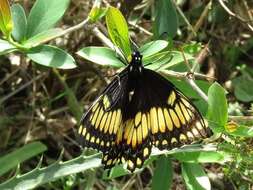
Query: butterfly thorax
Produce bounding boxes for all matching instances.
[128,51,143,78]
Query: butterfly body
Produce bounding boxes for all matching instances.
[78,51,211,172]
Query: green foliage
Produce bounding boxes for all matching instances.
[181,163,211,190]
[27,45,76,69]
[77,47,124,68]
[232,68,253,102]
[26,0,70,38]
[153,0,178,38]
[0,153,101,190]
[0,0,13,37]
[106,6,131,60]
[11,4,27,42]
[1,1,253,189]
[0,142,47,176]
[207,82,228,132]
[151,156,173,190]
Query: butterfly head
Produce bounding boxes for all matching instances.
[129,51,143,74]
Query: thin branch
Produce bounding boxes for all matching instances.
[218,0,253,32]
[0,73,46,104]
[228,116,253,122]
[187,0,212,41]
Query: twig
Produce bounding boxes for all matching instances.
[186,76,208,102]
[187,1,212,41]
[173,0,196,37]
[228,116,253,122]
[218,0,253,32]
[0,68,20,86]
[129,21,153,36]
[160,70,215,81]
[0,73,46,104]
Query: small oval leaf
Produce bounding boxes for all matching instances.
[139,40,168,58]
[26,0,70,37]
[0,0,13,37]
[106,6,131,60]
[77,46,124,68]
[27,45,76,69]
[182,162,211,190]
[11,4,27,42]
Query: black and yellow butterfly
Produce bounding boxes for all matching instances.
[78,50,211,172]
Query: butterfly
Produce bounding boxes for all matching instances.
[77,50,211,172]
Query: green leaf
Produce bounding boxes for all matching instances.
[151,156,173,190]
[227,124,253,137]
[27,45,76,69]
[143,51,194,70]
[89,7,108,23]
[232,71,253,102]
[139,40,168,58]
[0,39,15,53]
[102,165,129,180]
[0,0,13,37]
[11,4,27,42]
[77,46,124,68]
[207,82,228,129]
[0,153,101,190]
[172,150,231,163]
[26,0,70,38]
[23,28,64,48]
[0,142,47,176]
[153,0,178,38]
[182,163,211,190]
[106,6,131,60]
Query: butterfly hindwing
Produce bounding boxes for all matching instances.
[141,69,209,149]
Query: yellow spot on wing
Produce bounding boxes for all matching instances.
[137,125,142,144]
[95,108,104,129]
[150,107,159,134]
[175,104,186,125]
[92,102,99,112]
[170,109,180,128]
[78,125,83,134]
[179,134,187,142]
[192,128,199,136]
[99,112,107,130]
[116,124,123,144]
[180,103,190,122]
[90,136,95,143]
[114,109,122,134]
[135,112,142,126]
[109,111,117,134]
[157,108,166,132]
[137,158,142,166]
[127,121,134,145]
[143,147,149,157]
[128,160,134,169]
[104,111,112,133]
[171,137,177,144]
[162,139,168,145]
[103,95,110,109]
[142,114,148,139]
[132,129,137,148]
[164,108,173,131]
[168,91,176,105]
[182,98,190,108]
[81,127,87,136]
[86,133,90,141]
[91,107,100,125]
